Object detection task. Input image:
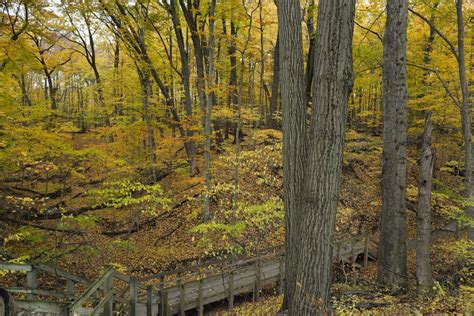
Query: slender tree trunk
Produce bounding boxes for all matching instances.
[377,0,409,290]
[223,19,239,138]
[179,0,207,128]
[203,0,216,221]
[268,35,280,128]
[456,0,473,241]
[305,0,316,106]
[44,69,57,110]
[91,64,104,107]
[169,0,197,176]
[137,64,158,182]
[258,0,265,125]
[416,112,434,295]
[420,1,439,90]
[18,71,32,106]
[113,35,123,115]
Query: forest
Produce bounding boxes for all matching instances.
[0,0,472,315]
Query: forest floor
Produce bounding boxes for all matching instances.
[1,125,473,313]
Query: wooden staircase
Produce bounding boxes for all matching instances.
[0,235,376,315]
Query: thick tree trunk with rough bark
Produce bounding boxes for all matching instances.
[291,0,355,314]
[278,0,307,310]
[416,112,434,295]
[279,0,355,313]
[377,0,409,290]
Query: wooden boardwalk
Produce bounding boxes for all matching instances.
[0,235,376,315]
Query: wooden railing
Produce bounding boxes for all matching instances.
[0,234,376,315]
[68,267,156,316]
[0,262,89,301]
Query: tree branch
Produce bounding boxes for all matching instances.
[407,62,461,109]
[408,8,458,60]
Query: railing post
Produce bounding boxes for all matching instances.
[278,257,284,294]
[160,290,168,316]
[159,276,167,316]
[26,267,37,300]
[93,290,100,305]
[254,258,261,302]
[146,285,153,316]
[104,273,113,316]
[129,277,137,316]
[228,271,234,309]
[351,237,356,264]
[177,273,185,316]
[198,277,203,316]
[66,279,75,298]
[364,234,369,267]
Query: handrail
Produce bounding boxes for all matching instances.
[140,244,285,282]
[0,262,90,284]
[68,267,153,315]
[0,263,32,272]
[33,263,90,285]
[6,287,73,299]
[69,266,114,312]
[141,234,370,285]
[91,288,114,316]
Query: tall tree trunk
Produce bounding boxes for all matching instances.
[291,1,356,313]
[137,64,158,182]
[203,0,216,221]
[18,71,32,106]
[377,0,409,290]
[258,0,265,125]
[169,0,197,176]
[91,64,105,107]
[44,69,57,110]
[416,112,434,295]
[179,0,207,127]
[223,18,239,138]
[277,0,308,311]
[456,0,473,241]
[420,1,439,89]
[112,35,123,115]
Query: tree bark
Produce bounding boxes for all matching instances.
[258,0,265,125]
[179,0,207,128]
[456,0,473,241]
[203,0,216,221]
[291,0,355,313]
[416,112,434,295]
[278,0,307,310]
[268,34,279,128]
[169,0,197,176]
[136,63,158,182]
[377,0,409,290]
[305,0,316,106]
